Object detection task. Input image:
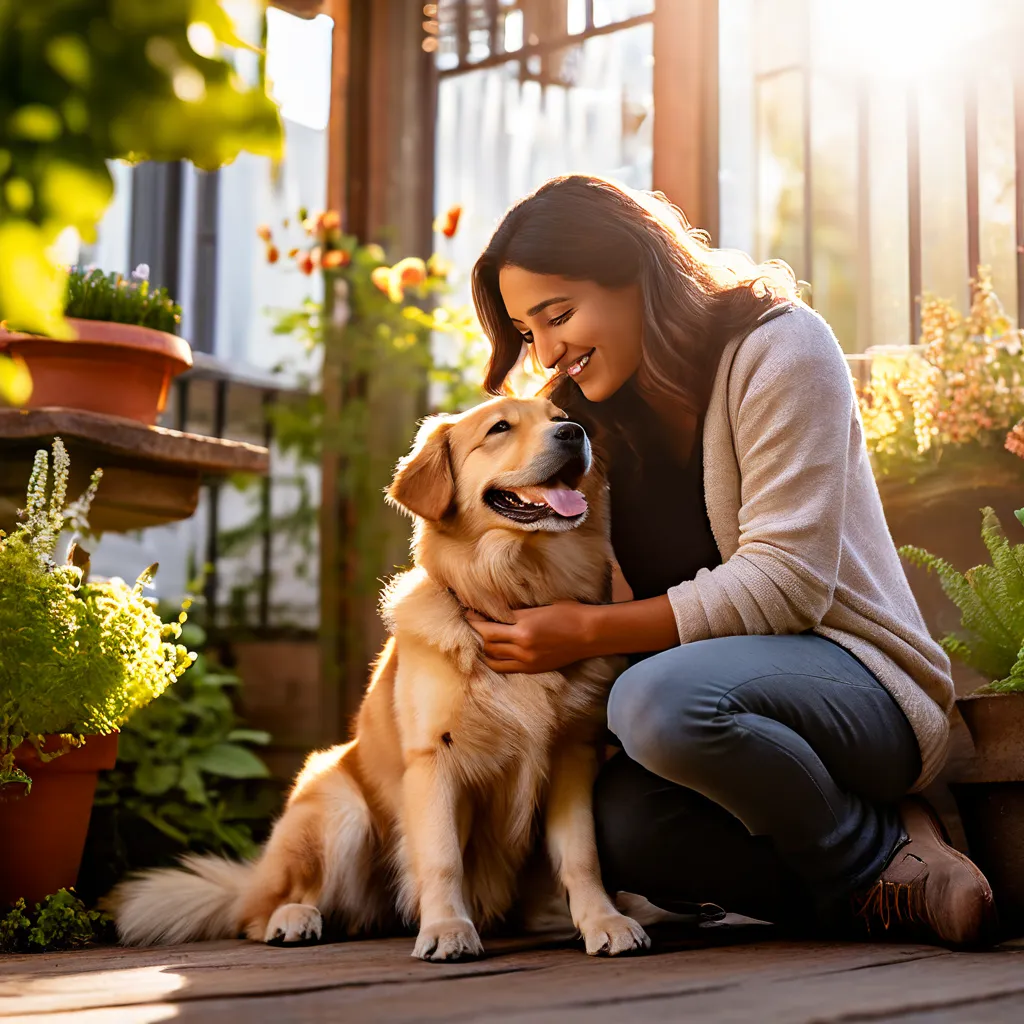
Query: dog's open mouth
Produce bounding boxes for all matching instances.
[484,456,588,524]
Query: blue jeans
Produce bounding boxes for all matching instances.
[595,634,921,926]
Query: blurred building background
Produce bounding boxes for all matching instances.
[65,0,1024,760]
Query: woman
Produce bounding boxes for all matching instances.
[466,174,995,948]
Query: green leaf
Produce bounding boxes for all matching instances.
[135,806,190,845]
[199,673,242,688]
[195,743,269,780]
[178,759,209,806]
[133,762,178,796]
[226,729,271,745]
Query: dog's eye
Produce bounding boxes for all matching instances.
[487,420,511,436]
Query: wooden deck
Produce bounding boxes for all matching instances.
[4,920,1024,1022]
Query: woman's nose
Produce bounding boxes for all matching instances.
[533,333,566,371]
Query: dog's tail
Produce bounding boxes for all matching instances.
[110,853,255,945]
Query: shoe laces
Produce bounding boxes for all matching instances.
[853,872,927,934]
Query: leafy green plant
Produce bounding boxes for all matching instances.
[0,0,282,341]
[78,622,281,900]
[0,438,195,788]
[64,264,182,333]
[0,889,110,953]
[900,506,1024,692]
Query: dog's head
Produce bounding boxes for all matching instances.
[387,397,598,536]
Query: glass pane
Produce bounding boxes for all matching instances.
[918,77,969,313]
[753,0,805,76]
[435,21,654,356]
[977,67,1018,317]
[592,0,654,29]
[809,72,858,352]
[567,0,588,34]
[754,68,805,279]
[867,80,910,349]
[718,0,756,254]
[438,0,461,69]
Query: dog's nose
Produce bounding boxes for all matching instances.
[554,422,585,445]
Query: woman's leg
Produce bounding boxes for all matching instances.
[597,634,921,915]
[594,752,820,930]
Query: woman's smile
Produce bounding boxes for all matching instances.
[564,348,595,379]
[497,267,643,402]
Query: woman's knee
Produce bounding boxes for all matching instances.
[606,652,721,778]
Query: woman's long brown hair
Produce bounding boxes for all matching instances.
[473,174,800,421]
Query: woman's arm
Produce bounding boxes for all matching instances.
[587,595,679,657]
[666,308,854,644]
[468,595,678,673]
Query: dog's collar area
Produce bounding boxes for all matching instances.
[447,586,481,619]
[446,586,512,626]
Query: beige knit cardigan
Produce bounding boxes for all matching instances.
[666,303,954,790]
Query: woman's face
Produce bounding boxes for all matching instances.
[498,266,643,402]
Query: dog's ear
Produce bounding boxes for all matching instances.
[386,416,455,521]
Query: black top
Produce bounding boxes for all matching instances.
[603,383,722,602]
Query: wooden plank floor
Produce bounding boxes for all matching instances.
[3,920,1024,1023]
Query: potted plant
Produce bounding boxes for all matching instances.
[900,509,1024,935]
[0,265,192,425]
[857,271,1024,683]
[0,438,194,906]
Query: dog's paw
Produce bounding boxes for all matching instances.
[265,903,323,946]
[581,912,651,957]
[412,918,483,962]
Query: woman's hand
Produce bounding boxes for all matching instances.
[466,602,598,673]
[467,593,681,673]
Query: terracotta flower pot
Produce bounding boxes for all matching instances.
[0,733,119,907]
[0,319,192,425]
[950,692,1024,936]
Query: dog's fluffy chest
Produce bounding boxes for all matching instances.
[382,566,617,780]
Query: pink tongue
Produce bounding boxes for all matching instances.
[537,487,588,518]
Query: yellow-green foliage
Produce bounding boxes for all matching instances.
[0,439,194,787]
[858,270,1024,477]
[900,507,1024,693]
[0,0,283,366]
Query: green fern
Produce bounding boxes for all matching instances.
[899,506,1024,692]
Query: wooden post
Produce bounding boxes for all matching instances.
[319,0,437,743]
[652,0,720,241]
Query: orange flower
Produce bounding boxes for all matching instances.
[438,204,462,239]
[256,223,272,243]
[266,244,280,264]
[371,266,394,295]
[320,210,341,232]
[322,249,350,269]
[298,253,316,276]
[288,247,300,258]
[393,256,427,288]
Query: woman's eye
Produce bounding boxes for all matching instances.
[549,309,575,327]
[487,420,511,436]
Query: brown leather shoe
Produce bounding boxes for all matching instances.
[851,798,998,949]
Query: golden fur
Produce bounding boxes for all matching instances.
[111,397,649,960]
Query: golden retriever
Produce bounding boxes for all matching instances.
[112,396,650,960]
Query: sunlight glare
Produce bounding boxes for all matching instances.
[818,0,984,77]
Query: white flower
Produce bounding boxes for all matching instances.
[132,263,150,282]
